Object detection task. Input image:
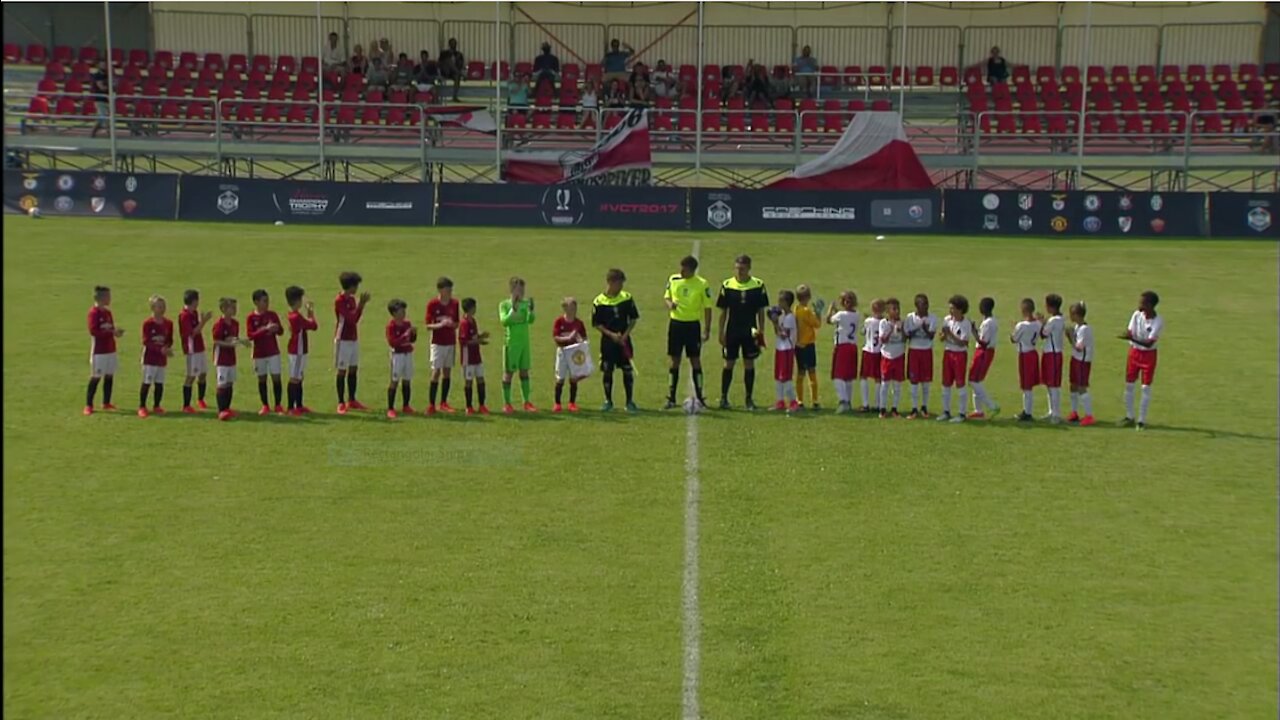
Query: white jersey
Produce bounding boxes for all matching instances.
[1072,323,1095,362]
[829,310,861,346]
[879,318,907,359]
[862,316,882,353]
[942,316,971,352]
[1012,319,1042,353]
[1127,311,1163,350]
[1040,314,1066,354]
[976,316,998,349]
[904,311,938,351]
[775,313,796,351]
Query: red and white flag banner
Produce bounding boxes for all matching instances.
[768,111,933,191]
[504,108,652,185]
[428,106,498,134]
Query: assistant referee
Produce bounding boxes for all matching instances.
[663,255,713,409]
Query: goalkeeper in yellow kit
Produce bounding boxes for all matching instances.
[793,284,825,410]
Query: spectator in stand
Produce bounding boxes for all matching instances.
[533,42,560,94]
[793,45,818,98]
[581,79,600,113]
[390,53,414,93]
[438,38,464,102]
[366,56,389,90]
[746,62,771,104]
[605,78,628,109]
[602,38,634,85]
[506,71,530,109]
[721,63,741,101]
[89,64,109,137]
[630,77,653,108]
[414,51,439,96]
[986,46,1009,85]
[350,44,369,76]
[370,38,392,66]
[628,61,650,88]
[322,32,346,74]
[651,60,679,99]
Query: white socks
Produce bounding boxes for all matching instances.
[910,383,919,409]
[860,379,870,406]
[1070,391,1079,414]
[889,381,902,410]
[1047,387,1061,417]
[971,381,990,411]
[1081,392,1092,416]
[1124,382,1136,418]
[1022,390,1034,415]
[878,380,888,409]
[776,380,786,402]
[1139,384,1151,423]
[941,386,952,415]
[922,382,931,409]
[958,387,969,415]
[833,379,851,404]
[777,381,796,403]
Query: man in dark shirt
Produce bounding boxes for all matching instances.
[716,254,769,410]
[533,42,560,94]
[438,38,464,101]
[591,268,640,412]
[414,50,439,93]
[986,46,1009,85]
[90,66,109,138]
[602,38,633,85]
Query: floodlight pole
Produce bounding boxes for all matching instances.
[897,0,907,114]
[103,1,118,170]
[317,0,326,172]
[694,1,704,183]
[1075,0,1092,182]
[495,0,503,180]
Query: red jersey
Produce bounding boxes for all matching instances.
[246,309,284,358]
[177,307,206,355]
[212,317,240,367]
[425,297,460,346]
[287,310,318,355]
[334,292,363,341]
[386,318,414,354]
[458,316,483,365]
[87,305,117,355]
[553,317,587,347]
[141,316,174,367]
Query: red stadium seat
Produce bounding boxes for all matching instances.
[198,67,218,86]
[939,66,958,87]
[171,66,193,85]
[271,69,291,87]
[133,99,156,119]
[1263,63,1280,82]
[558,111,580,130]
[165,80,186,98]
[110,47,125,67]
[492,61,510,80]
[775,111,795,134]
[586,63,603,82]
[297,71,317,91]
[505,111,527,129]
[300,56,319,75]
[277,55,297,75]
[26,44,48,65]
[843,65,863,88]
[141,78,163,97]
[178,51,199,70]
[186,101,210,121]
[267,86,287,102]
[203,53,224,72]
[1111,65,1131,85]
[1134,65,1156,84]
[27,95,50,116]
[36,77,56,93]
[820,65,839,88]
[800,109,819,133]
[227,54,248,73]
[53,96,77,116]
[466,61,485,80]
[126,48,148,67]
[531,111,552,129]
[561,63,580,82]
[1060,66,1080,85]
[1123,114,1145,135]
[891,66,906,86]
[1160,65,1181,85]
[261,103,284,123]
[702,64,720,83]
[78,46,98,64]
[159,99,182,119]
[1086,65,1105,85]
[867,65,886,87]
[915,66,934,86]
[52,45,73,64]
[1210,64,1231,83]
[1036,66,1056,86]
[79,98,100,117]
[223,69,245,89]
[1021,114,1043,134]
[822,107,844,133]
[154,50,174,69]
[677,109,696,132]
[250,55,270,74]
[44,62,67,81]
[963,66,982,86]
[871,99,891,111]
[288,104,311,124]
[700,110,719,132]
[192,83,212,99]
[1186,64,1205,83]
[64,78,84,94]
[1237,63,1257,82]
[1011,65,1032,86]
[334,105,356,126]
[3,43,22,63]
[678,64,696,85]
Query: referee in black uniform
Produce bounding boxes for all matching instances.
[716,254,769,410]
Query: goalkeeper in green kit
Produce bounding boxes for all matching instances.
[498,276,538,414]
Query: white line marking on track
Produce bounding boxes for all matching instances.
[682,239,702,720]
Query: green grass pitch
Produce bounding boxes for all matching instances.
[3,215,1277,719]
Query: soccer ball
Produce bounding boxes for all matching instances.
[682,397,702,415]
[28,207,41,218]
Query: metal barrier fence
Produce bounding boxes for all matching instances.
[143,12,1266,78]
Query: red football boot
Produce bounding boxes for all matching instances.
[197,399,209,410]
[503,403,515,414]
[552,403,563,413]
[83,406,94,415]
[182,405,197,414]
[425,405,437,416]
[386,409,398,419]
[438,402,456,414]
[772,400,786,411]
[465,407,476,416]
[568,402,579,413]
[137,407,149,418]
[523,402,538,413]
[258,405,272,416]
[347,399,368,410]
[1067,412,1080,423]
[401,405,416,416]
[478,405,491,415]
[151,407,166,415]
[102,403,118,411]
[290,408,305,417]
[1080,415,1096,426]
[275,405,286,415]
[336,403,348,415]
[217,410,233,421]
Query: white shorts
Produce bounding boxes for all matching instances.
[90,352,118,377]
[430,344,456,370]
[555,349,570,382]
[335,340,359,370]
[142,364,167,384]
[216,365,237,386]
[184,353,208,377]
[463,363,485,381]
[288,353,307,380]
[390,352,415,382]
[253,354,283,376]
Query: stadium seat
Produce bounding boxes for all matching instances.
[1086,65,1105,85]
[277,55,297,75]
[585,63,603,83]
[300,56,319,75]
[531,111,552,129]
[822,107,844,133]
[843,65,863,88]
[191,82,212,99]
[1021,113,1043,134]
[1186,64,1206,83]
[227,54,247,73]
[223,69,245,89]
[133,99,156,119]
[677,109,696,132]
[1036,66,1056,86]
[868,65,886,87]
[772,64,791,81]
[820,65,839,88]
[171,66,193,85]
[178,51,199,70]
[871,99,891,111]
[159,99,182,119]
[747,112,768,133]
[915,66,934,86]
[248,54,268,74]
[1263,63,1280,82]
[1210,64,1231,83]
[44,62,67,82]
[201,52,223,73]
[1012,65,1032,86]
[64,77,85,94]
[186,101,210,121]
[505,112,527,129]
[1236,63,1257,82]
[492,61,510,80]
[79,99,99,117]
[891,66,906,86]
[4,43,22,63]
[78,46,98,64]
[26,95,50,117]
[963,66,982,86]
[702,64,720,83]
[939,66,959,87]
[267,86,287,102]
[286,103,311,124]
[1111,65,1131,85]
[1160,65,1181,85]
[154,50,174,69]
[1061,66,1080,85]
[1134,65,1156,84]
[26,44,48,65]
[562,63,580,83]
[700,110,719,132]
[775,111,795,134]
[165,80,186,97]
[800,110,819,134]
[52,45,73,64]
[271,68,291,87]
[36,78,57,94]
[847,99,866,113]
[198,67,218,86]
[466,61,485,80]
[558,111,580,130]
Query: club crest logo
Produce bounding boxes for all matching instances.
[122,199,138,214]
[1150,194,1164,211]
[1018,215,1033,231]
[1150,217,1166,233]
[18,195,37,211]
[1118,216,1133,233]
[1247,207,1272,232]
[1119,194,1133,210]
[707,200,732,229]
[1083,216,1101,232]
[981,193,1000,210]
[22,175,38,190]
[54,195,73,211]
[125,176,138,192]
[1017,193,1033,210]
[982,214,999,230]
[1084,194,1101,211]
[56,174,74,191]
[91,175,106,192]
[91,197,106,213]
[1050,216,1068,232]
[217,190,239,215]
[1051,194,1067,211]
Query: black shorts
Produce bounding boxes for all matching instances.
[601,338,633,370]
[796,344,818,371]
[722,332,761,361]
[667,320,702,359]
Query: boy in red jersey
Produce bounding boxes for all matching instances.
[247,289,286,415]
[334,271,372,414]
[285,285,318,415]
[85,285,125,414]
[458,297,490,415]
[424,276,460,415]
[138,294,174,417]
[552,297,588,413]
[178,289,213,413]
[385,298,416,419]
[211,297,251,421]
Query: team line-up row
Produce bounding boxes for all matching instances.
[80,256,1166,428]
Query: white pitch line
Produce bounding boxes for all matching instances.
[682,239,702,720]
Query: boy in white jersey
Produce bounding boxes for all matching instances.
[1066,301,1095,426]
[1038,293,1066,423]
[903,293,938,418]
[1118,290,1162,430]
[936,294,971,422]
[1010,297,1042,422]
[826,290,861,414]
[770,290,799,413]
[878,298,907,418]
[859,298,885,413]
[968,297,1001,419]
